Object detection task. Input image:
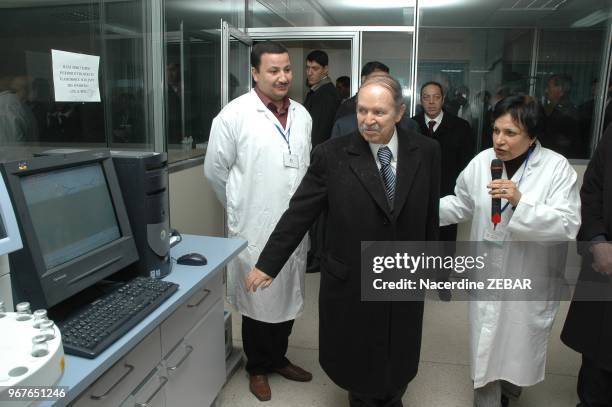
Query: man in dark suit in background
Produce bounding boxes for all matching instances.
[332,62,419,139]
[562,123,612,406]
[245,75,441,407]
[303,50,341,274]
[413,81,473,300]
[336,75,351,103]
[303,50,341,148]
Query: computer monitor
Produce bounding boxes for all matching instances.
[0,173,22,257]
[1,150,139,309]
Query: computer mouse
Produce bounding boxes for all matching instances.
[177,252,208,266]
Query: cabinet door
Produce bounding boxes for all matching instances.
[120,366,167,407]
[160,272,222,356]
[72,328,161,407]
[163,299,225,407]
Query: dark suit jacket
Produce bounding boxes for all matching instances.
[413,111,473,242]
[334,94,356,121]
[561,124,612,370]
[540,99,582,158]
[304,81,341,148]
[256,126,440,394]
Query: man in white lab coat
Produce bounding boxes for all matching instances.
[204,41,313,402]
[439,95,580,406]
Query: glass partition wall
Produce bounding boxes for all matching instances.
[0,1,150,162]
[1,0,610,164]
[417,0,612,160]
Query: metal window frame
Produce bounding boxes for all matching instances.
[222,21,253,107]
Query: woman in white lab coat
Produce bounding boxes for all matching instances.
[440,95,581,406]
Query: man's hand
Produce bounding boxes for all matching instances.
[245,267,273,292]
[590,242,612,275]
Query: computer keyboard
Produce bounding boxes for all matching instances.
[58,276,179,358]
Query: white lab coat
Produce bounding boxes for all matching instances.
[204,89,312,323]
[440,142,580,388]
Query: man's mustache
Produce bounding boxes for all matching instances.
[359,123,382,132]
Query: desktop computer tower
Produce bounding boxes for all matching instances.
[111,151,172,279]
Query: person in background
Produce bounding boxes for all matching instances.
[562,123,612,407]
[303,50,341,149]
[539,74,582,158]
[336,75,351,103]
[439,94,580,407]
[204,41,313,402]
[413,80,474,301]
[303,50,341,274]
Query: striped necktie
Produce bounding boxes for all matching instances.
[377,146,395,205]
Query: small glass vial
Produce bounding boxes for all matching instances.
[16,302,31,314]
[33,309,48,328]
[31,334,49,357]
[39,320,56,341]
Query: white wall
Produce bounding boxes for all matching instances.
[169,163,224,237]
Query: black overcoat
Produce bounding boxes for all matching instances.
[413,111,473,242]
[561,124,612,370]
[256,126,440,394]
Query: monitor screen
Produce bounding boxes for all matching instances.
[20,163,121,270]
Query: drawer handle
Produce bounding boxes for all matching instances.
[187,289,211,308]
[167,345,194,372]
[135,376,168,407]
[90,363,135,400]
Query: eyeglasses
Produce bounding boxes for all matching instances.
[421,94,442,102]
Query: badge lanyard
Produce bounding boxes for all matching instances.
[500,146,534,214]
[274,123,292,154]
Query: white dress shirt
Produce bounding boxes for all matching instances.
[368,127,398,175]
[425,111,444,133]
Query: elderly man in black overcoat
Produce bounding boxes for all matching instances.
[246,75,440,407]
[562,124,612,406]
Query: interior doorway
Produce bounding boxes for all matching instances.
[255,39,352,104]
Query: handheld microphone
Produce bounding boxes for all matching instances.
[491,159,503,228]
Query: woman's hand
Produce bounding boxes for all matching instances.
[488,179,522,207]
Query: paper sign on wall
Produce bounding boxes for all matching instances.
[51,49,101,102]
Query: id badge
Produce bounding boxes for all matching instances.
[483,229,505,247]
[283,152,299,168]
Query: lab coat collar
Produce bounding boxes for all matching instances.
[251,89,297,130]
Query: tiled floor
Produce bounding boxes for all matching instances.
[218,273,581,406]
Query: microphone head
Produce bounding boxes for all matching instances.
[491,158,503,180]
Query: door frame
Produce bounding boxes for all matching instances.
[248,26,415,110]
[221,21,253,107]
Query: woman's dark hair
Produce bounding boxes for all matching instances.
[251,41,289,70]
[491,94,544,139]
